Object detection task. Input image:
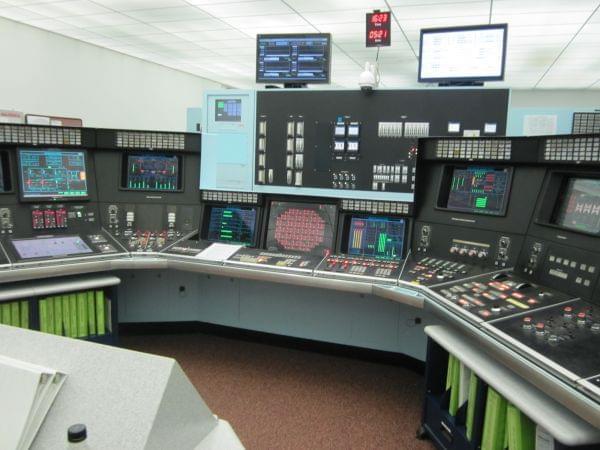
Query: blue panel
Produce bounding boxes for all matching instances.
[186,107,202,133]
[200,90,255,191]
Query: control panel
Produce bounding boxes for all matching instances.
[315,254,401,283]
[225,248,325,273]
[254,89,508,202]
[485,299,600,394]
[431,271,573,323]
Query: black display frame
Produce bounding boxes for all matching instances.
[263,196,338,256]
[537,170,600,238]
[0,150,13,194]
[118,152,184,193]
[255,33,332,85]
[17,147,90,202]
[435,164,514,217]
[200,203,261,247]
[418,23,508,84]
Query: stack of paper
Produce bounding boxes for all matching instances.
[0,355,67,450]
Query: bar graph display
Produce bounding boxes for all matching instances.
[125,154,181,191]
[206,205,257,245]
[347,216,406,259]
[446,166,511,216]
[555,178,600,235]
[18,149,88,199]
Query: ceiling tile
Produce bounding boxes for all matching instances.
[152,18,225,33]
[91,0,187,12]
[23,0,111,18]
[221,13,306,28]
[125,6,210,22]
[88,23,162,38]
[198,1,292,18]
[174,28,250,42]
[58,12,137,27]
[0,6,46,21]
[22,17,74,31]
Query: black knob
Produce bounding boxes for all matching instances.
[68,424,87,443]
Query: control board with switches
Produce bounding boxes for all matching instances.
[100,203,198,253]
[485,299,600,399]
[225,248,325,273]
[315,254,401,283]
[431,271,574,323]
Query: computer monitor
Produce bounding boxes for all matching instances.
[437,165,513,216]
[256,34,331,85]
[121,153,182,192]
[18,148,89,201]
[344,215,406,260]
[553,178,600,236]
[266,201,336,256]
[202,205,258,246]
[418,24,508,84]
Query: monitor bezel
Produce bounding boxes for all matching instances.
[119,152,184,193]
[340,213,408,260]
[264,198,338,256]
[256,33,332,84]
[200,203,260,247]
[418,23,508,83]
[435,164,514,217]
[17,147,90,202]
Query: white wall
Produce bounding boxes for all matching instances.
[510,89,600,108]
[0,17,222,131]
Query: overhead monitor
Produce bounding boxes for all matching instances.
[122,153,182,192]
[256,34,331,85]
[18,148,88,200]
[438,165,513,216]
[344,215,406,259]
[12,235,93,260]
[203,205,258,246]
[554,178,600,236]
[266,201,336,256]
[418,24,508,83]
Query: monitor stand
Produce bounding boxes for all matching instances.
[284,83,308,88]
[438,81,484,87]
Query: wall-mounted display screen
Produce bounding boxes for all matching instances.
[554,178,600,235]
[346,215,406,259]
[204,205,257,246]
[438,165,512,216]
[215,99,242,122]
[256,34,331,84]
[418,24,507,83]
[122,154,182,192]
[18,149,88,200]
[266,201,336,256]
[12,235,93,259]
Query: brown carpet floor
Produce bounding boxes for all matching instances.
[121,332,435,450]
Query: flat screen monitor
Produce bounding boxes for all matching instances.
[418,24,508,83]
[554,178,600,236]
[266,201,336,256]
[122,153,182,192]
[215,99,242,122]
[204,205,258,246]
[256,34,331,84]
[18,148,88,200]
[345,215,406,260]
[438,165,512,216]
[12,235,93,260]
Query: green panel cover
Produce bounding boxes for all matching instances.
[76,292,88,338]
[20,301,29,329]
[87,291,96,335]
[96,290,106,336]
[481,387,508,450]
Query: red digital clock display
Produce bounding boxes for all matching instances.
[366,11,391,47]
